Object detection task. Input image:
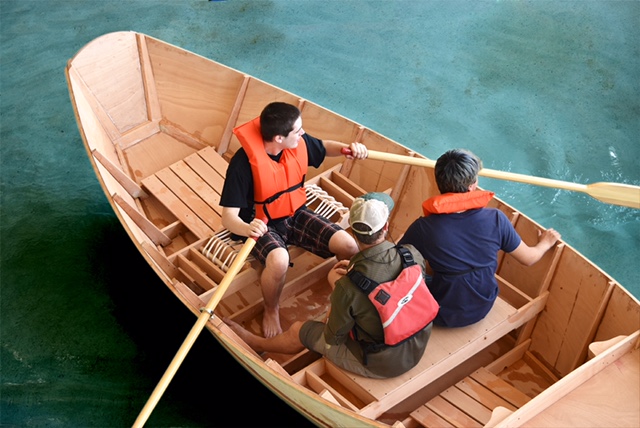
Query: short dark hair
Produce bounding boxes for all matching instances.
[260,102,300,141]
[435,149,483,193]
[351,223,385,244]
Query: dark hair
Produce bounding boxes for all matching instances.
[259,102,300,141]
[351,223,385,244]
[434,149,483,193]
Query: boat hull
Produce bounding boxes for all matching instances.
[67,32,640,427]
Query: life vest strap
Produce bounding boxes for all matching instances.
[348,246,416,295]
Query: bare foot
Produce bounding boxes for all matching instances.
[262,307,282,338]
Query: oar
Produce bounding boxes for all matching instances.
[342,148,640,209]
[132,226,263,427]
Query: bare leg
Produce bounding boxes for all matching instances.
[224,318,306,354]
[328,229,359,261]
[261,247,289,338]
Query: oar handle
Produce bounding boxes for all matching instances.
[133,219,266,427]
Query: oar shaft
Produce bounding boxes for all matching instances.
[347,148,639,209]
[362,150,585,191]
[133,237,257,428]
[477,167,586,192]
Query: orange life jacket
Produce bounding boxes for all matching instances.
[422,190,494,217]
[233,117,308,221]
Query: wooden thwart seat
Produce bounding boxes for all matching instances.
[309,291,548,420]
[141,145,228,240]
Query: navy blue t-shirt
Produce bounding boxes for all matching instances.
[398,208,521,327]
[220,133,326,224]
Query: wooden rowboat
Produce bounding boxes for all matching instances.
[66,32,640,427]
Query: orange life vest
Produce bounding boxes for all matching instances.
[422,190,494,217]
[233,117,308,221]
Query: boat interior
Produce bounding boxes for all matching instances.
[67,32,640,427]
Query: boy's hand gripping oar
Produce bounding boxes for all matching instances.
[342,148,640,209]
[133,220,266,427]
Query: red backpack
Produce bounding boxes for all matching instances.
[347,246,439,347]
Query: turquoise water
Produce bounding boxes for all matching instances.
[1,1,638,426]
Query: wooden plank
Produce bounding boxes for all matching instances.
[498,216,558,299]
[68,65,121,142]
[137,34,161,123]
[188,248,227,284]
[155,167,221,230]
[173,280,206,310]
[117,121,160,150]
[305,371,360,412]
[485,340,529,374]
[523,351,559,385]
[425,395,482,428]
[183,153,225,205]
[330,170,368,200]
[319,176,358,208]
[176,254,217,292]
[470,368,531,409]
[484,407,513,428]
[265,358,293,379]
[141,241,178,280]
[531,247,612,377]
[496,274,531,309]
[455,377,517,412]
[170,160,223,216]
[159,121,208,151]
[440,386,493,424]
[70,32,148,136]
[410,405,455,428]
[389,163,411,205]
[113,193,170,246]
[218,75,249,155]
[141,174,213,239]
[588,334,627,359]
[336,126,364,177]
[563,280,615,371]
[92,149,147,198]
[515,244,565,346]
[593,285,640,343]
[144,35,246,149]
[186,149,227,184]
[318,389,341,406]
[198,145,229,178]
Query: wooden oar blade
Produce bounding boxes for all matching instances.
[586,182,640,209]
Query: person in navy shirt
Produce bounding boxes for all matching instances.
[399,149,561,327]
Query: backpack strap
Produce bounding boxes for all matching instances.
[396,245,416,268]
[347,245,416,295]
[347,270,379,295]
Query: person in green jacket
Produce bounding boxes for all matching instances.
[224,192,434,378]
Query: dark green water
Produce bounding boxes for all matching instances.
[1,1,638,426]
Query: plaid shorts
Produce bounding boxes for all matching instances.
[252,208,342,264]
